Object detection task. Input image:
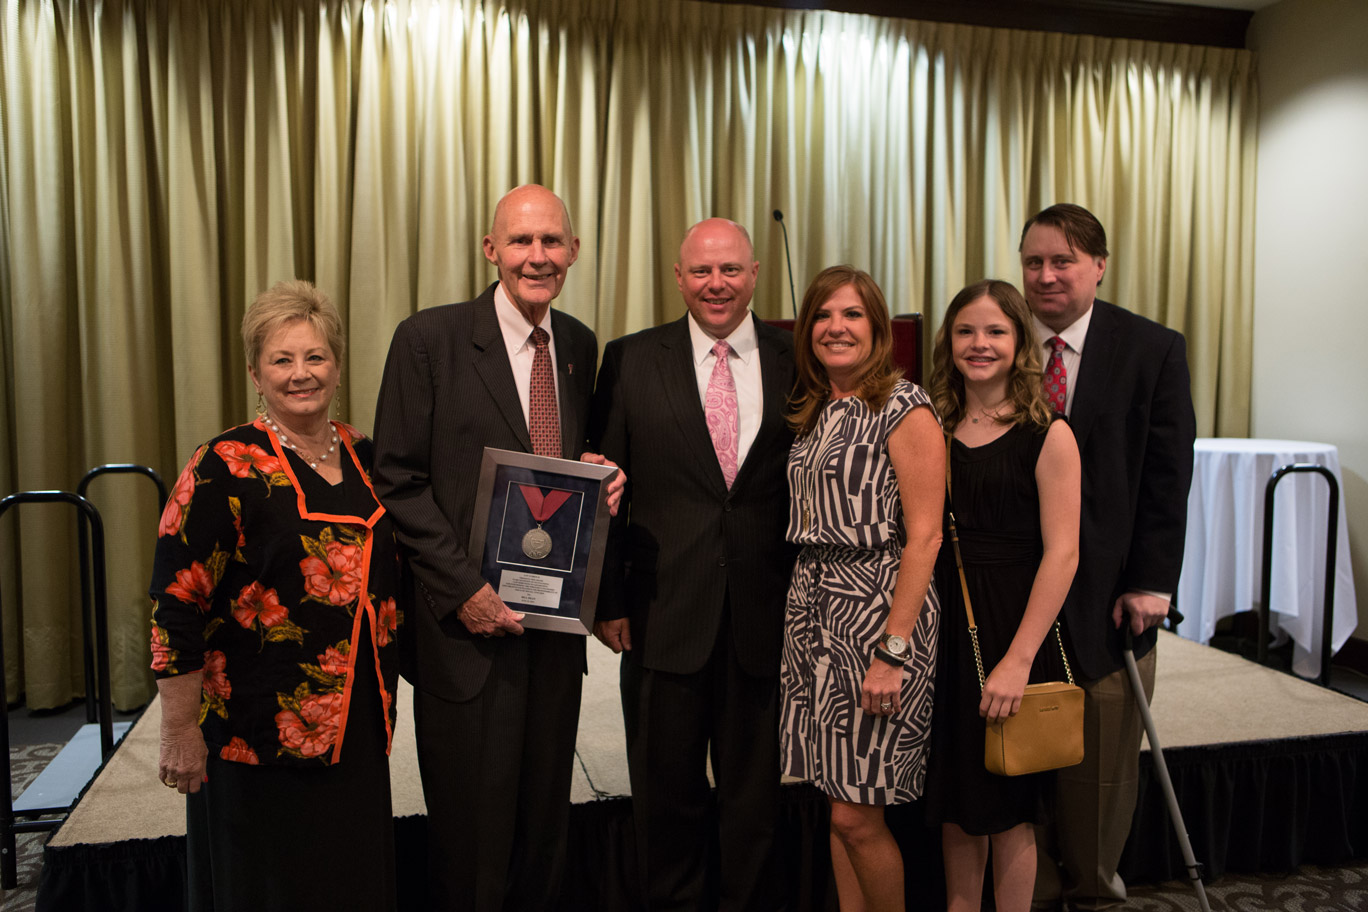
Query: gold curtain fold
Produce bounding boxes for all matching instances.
[0,0,1256,708]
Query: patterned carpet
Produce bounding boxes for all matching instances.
[3,743,62,912]
[1122,862,1368,911]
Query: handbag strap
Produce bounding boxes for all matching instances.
[945,434,1075,693]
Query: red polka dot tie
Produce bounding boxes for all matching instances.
[1044,335,1068,415]
[529,327,561,458]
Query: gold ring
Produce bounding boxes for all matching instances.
[163,778,177,789]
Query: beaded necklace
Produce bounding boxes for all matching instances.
[263,414,338,471]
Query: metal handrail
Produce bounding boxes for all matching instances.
[75,465,167,722]
[0,491,112,889]
[1257,463,1339,687]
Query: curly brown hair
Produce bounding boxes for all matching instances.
[788,265,903,436]
[929,279,1053,434]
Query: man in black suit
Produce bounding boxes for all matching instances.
[591,218,797,911]
[373,184,620,911]
[1019,204,1196,910]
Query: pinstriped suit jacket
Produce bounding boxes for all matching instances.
[372,283,597,701]
[590,314,799,677]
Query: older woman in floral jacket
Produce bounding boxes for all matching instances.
[150,280,402,912]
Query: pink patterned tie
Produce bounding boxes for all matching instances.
[529,327,561,457]
[704,340,739,487]
[1044,335,1068,415]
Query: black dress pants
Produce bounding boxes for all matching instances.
[622,611,780,912]
[414,629,584,911]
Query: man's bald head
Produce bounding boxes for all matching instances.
[490,184,575,239]
[483,184,580,323]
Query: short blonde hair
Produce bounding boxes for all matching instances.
[241,280,344,372]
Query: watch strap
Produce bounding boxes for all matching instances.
[873,645,907,667]
[878,633,911,660]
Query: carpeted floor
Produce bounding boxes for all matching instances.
[3,743,61,912]
[1124,862,1368,911]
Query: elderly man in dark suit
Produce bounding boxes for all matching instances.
[1019,203,1196,911]
[373,184,620,911]
[591,218,797,911]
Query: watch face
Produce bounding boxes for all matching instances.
[884,635,908,656]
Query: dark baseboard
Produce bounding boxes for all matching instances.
[1336,636,1368,676]
[1210,610,1368,676]
[704,0,1252,49]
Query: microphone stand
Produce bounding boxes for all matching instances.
[773,209,797,318]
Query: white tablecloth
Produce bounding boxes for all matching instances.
[1177,438,1357,678]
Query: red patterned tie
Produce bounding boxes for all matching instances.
[704,340,739,487]
[529,327,561,458]
[1044,335,1068,414]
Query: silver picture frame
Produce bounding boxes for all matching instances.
[467,447,616,634]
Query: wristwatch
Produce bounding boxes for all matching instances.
[873,633,911,667]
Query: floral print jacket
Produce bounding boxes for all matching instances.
[150,420,402,767]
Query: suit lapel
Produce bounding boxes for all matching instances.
[1069,300,1118,452]
[658,316,729,493]
[552,311,580,459]
[471,289,534,452]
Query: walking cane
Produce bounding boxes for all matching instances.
[1122,628,1211,912]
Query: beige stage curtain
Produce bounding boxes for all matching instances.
[0,0,1255,708]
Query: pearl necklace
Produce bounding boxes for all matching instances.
[263,414,338,470]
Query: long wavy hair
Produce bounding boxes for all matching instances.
[788,265,903,436]
[929,279,1053,434]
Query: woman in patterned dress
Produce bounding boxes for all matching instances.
[924,280,1080,912]
[150,280,401,911]
[781,265,944,911]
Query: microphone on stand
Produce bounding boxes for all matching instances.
[773,209,798,319]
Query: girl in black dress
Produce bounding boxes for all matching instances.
[925,280,1081,912]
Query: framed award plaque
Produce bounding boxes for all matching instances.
[468,447,617,634]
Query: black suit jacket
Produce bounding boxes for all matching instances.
[372,283,598,701]
[1063,299,1196,680]
[590,314,798,677]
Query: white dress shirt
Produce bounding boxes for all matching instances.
[1032,305,1093,417]
[494,283,560,429]
[687,311,762,471]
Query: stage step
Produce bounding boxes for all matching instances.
[13,721,132,814]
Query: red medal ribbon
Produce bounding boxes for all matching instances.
[518,485,572,522]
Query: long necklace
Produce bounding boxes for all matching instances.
[263,414,338,470]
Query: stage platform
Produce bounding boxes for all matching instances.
[34,632,1368,910]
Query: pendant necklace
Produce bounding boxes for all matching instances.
[968,400,1010,425]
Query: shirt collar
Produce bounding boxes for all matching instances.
[687,311,758,366]
[494,283,553,355]
[1032,303,1093,355]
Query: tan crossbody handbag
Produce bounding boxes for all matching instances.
[945,436,1084,777]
